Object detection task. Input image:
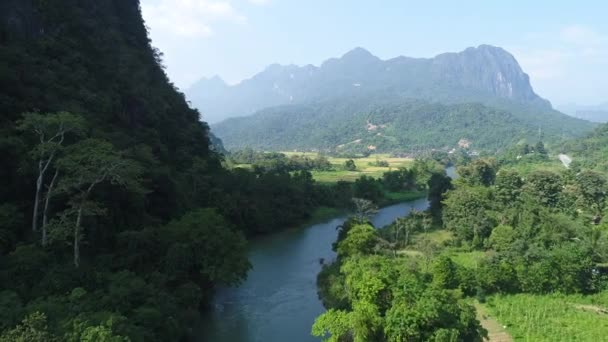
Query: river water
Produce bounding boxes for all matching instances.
[197,198,430,342]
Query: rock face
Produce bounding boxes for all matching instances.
[431,45,540,102]
[187,45,550,123]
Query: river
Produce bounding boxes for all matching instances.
[197,198,430,342]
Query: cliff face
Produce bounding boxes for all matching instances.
[431,45,544,104]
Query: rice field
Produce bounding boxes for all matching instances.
[292,153,414,183]
[236,152,414,183]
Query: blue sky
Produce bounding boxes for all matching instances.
[141,0,608,106]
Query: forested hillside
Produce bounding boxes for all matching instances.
[213,98,592,153]
[205,45,593,153]
[562,123,608,172]
[0,1,345,340]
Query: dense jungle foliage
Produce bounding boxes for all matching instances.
[213,98,594,154]
[314,141,608,341]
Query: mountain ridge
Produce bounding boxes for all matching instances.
[188,45,550,123]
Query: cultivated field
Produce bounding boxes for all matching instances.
[282,152,414,183]
[484,293,608,341]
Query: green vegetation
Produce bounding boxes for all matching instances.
[0,2,429,340]
[313,216,486,342]
[226,150,432,207]
[2,0,606,340]
[485,294,608,341]
[214,99,593,154]
[316,133,608,340]
[563,123,608,172]
[228,150,414,183]
[194,44,592,141]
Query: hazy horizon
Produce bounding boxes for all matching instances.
[141,0,608,106]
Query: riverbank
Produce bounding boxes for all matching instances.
[299,191,426,229]
[381,190,427,206]
[302,206,347,227]
[197,198,431,342]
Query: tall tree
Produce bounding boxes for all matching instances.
[352,198,378,223]
[17,112,85,240]
[55,139,143,267]
[457,158,498,186]
[427,172,453,220]
[524,171,563,208]
[575,170,607,224]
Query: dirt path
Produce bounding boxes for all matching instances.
[573,303,608,314]
[475,303,513,342]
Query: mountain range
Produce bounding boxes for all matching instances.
[191,45,594,152]
[188,45,550,124]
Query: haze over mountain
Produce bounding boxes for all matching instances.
[558,103,608,123]
[206,45,593,153]
[188,45,550,124]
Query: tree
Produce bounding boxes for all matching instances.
[17,112,85,240]
[382,168,416,192]
[337,224,378,259]
[353,176,383,203]
[352,198,378,223]
[313,254,486,342]
[64,318,129,342]
[534,141,547,155]
[427,172,453,220]
[411,158,443,190]
[0,204,23,254]
[575,170,607,224]
[0,312,53,342]
[344,159,357,171]
[431,256,458,289]
[161,208,251,287]
[457,158,498,186]
[442,186,494,245]
[524,171,563,208]
[417,236,439,272]
[488,225,515,252]
[495,170,523,205]
[385,289,486,342]
[392,215,421,249]
[54,139,143,267]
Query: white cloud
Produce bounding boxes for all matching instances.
[141,0,246,38]
[560,25,606,46]
[512,48,570,81]
[512,25,608,81]
[509,25,608,104]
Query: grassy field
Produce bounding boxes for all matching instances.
[448,250,487,269]
[285,152,414,183]
[233,152,414,183]
[484,293,608,341]
[501,156,566,175]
